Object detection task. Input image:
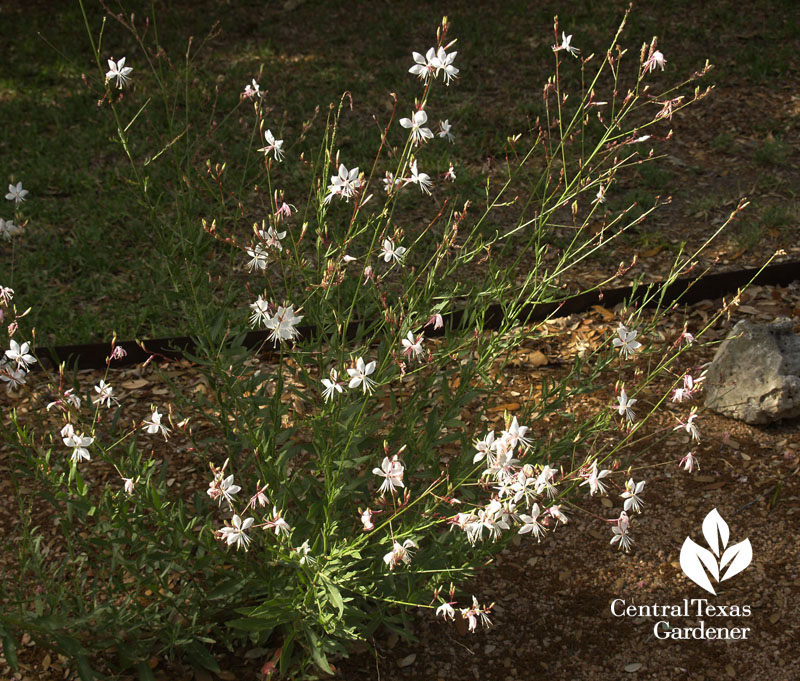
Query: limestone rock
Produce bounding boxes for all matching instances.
[705,318,800,425]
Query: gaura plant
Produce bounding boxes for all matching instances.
[0,6,753,678]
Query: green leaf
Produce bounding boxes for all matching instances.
[207,577,243,600]
[0,627,19,671]
[150,485,162,510]
[305,628,333,675]
[185,641,220,673]
[76,655,95,681]
[326,581,344,618]
[225,617,276,633]
[137,661,156,681]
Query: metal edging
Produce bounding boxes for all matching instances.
[35,260,799,371]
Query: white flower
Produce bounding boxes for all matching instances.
[0,286,13,306]
[405,159,432,195]
[295,539,315,565]
[382,171,401,195]
[431,46,459,85]
[502,416,531,449]
[464,515,485,545]
[655,96,683,122]
[610,512,633,552]
[246,244,269,272]
[673,407,700,441]
[143,408,170,439]
[460,596,492,632]
[408,47,436,82]
[425,312,444,330]
[276,201,294,220]
[347,356,377,394]
[372,455,404,495]
[270,506,291,536]
[360,507,374,531]
[438,119,454,143]
[251,484,269,508]
[383,538,417,570]
[92,379,118,408]
[547,504,568,524]
[324,164,362,203]
[259,129,284,161]
[122,477,135,495]
[1,365,27,392]
[400,109,434,145]
[249,295,271,327]
[616,388,637,423]
[243,79,262,98]
[678,327,695,346]
[594,185,607,204]
[401,331,424,359]
[207,464,241,509]
[47,388,81,411]
[484,439,519,482]
[110,346,127,361]
[509,468,537,505]
[436,602,456,621]
[679,451,698,473]
[473,432,495,463]
[321,368,344,402]
[643,50,666,73]
[534,464,558,497]
[6,340,36,370]
[672,386,690,402]
[553,32,579,58]
[219,514,254,551]
[580,461,611,496]
[621,478,645,513]
[518,504,546,541]
[5,182,28,204]
[257,226,287,250]
[265,304,303,345]
[106,57,133,88]
[672,371,705,403]
[444,164,456,181]
[381,238,407,265]
[61,424,94,463]
[0,218,19,241]
[612,323,642,358]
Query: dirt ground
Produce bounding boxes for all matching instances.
[1,280,798,681]
[331,293,800,681]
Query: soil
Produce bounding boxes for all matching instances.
[1,282,799,681]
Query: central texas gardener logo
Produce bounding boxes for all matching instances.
[679,508,752,595]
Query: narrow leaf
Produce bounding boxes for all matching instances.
[306,628,333,675]
[186,641,220,673]
[137,661,156,681]
[76,655,95,681]
[225,617,276,633]
[326,582,344,618]
[207,578,243,600]
[0,628,19,671]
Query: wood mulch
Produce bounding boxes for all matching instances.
[1,280,798,681]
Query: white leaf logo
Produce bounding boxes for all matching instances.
[679,508,752,595]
